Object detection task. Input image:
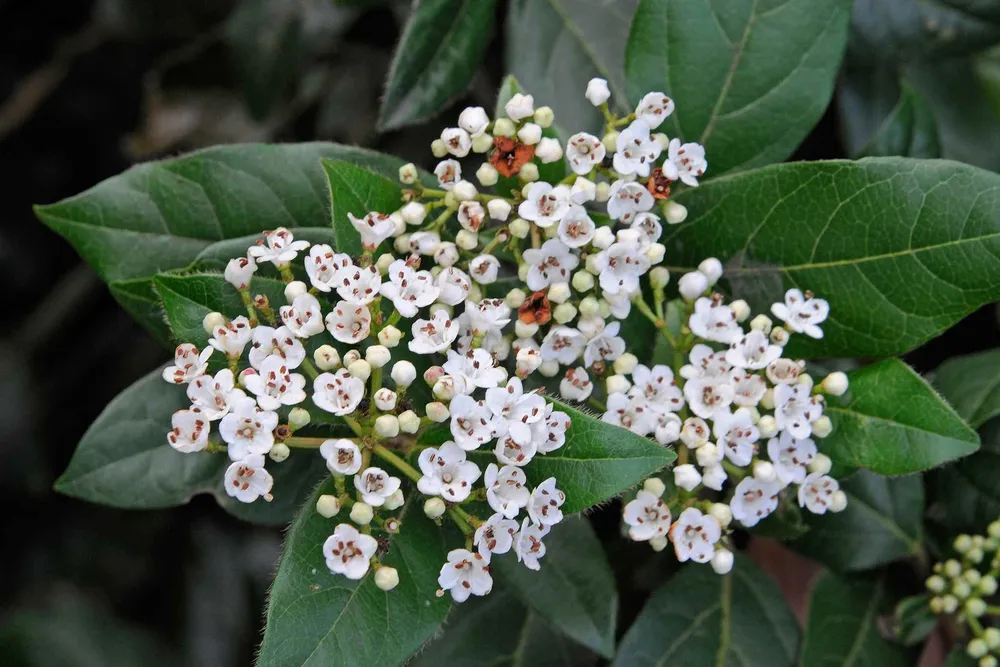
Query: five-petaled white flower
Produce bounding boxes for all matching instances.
[726,330,782,370]
[224,454,273,503]
[167,408,209,453]
[773,383,823,439]
[208,316,252,358]
[603,392,655,435]
[485,377,546,445]
[443,348,506,391]
[666,139,707,187]
[560,366,593,401]
[526,477,565,529]
[635,92,675,129]
[493,432,538,467]
[436,267,472,306]
[249,326,305,370]
[798,473,840,514]
[438,548,493,602]
[410,309,460,354]
[380,259,439,317]
[280,293,326,338]
[434,159,461,189]
[680,344,732,380]
[518,182,571,228]
[606,179,654,223]
[540,326,587,365]
[305,245,352,292]
[730,370,767,407]
[335,264,381,304]
[623,490,671,541]
[532,407,570,454]
[514,518,549,570]
[584,321,626,367]
[464,298,511,336]
[484,463,530,518]
[474,513,519,561]
[325,300,372,344]
[629,364,684,413]
[713,407,759,466]
[630,212,662,246]
[319,438,363,475]
[688,298,742,344]
[613,120,662,177]
[354,467,402,507]
[450,394,503,450]
[225,255,257,290]
[522,239,578,291]
[767,431,817,486]
[162,343,213,384]
[556,205,596,248]
[683,377,734,420]
[417,441,482,502]
[241,356,306,410]
[594,240,650,295]
[187,369,245,420]
[323,524,378,580]
[730,477,781,527]
[247,227,310,266]
[219,396,278,459]
[671,508,721,563]
[565,132,605,175]
[348,212,396,250]
[771,288,829,339]
[313,369,365,416]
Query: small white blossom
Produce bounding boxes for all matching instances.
[324,300,372,345]
[187,369,244,420]
[654,411,683,445]
[774,383,824,439]
[436,267,472,305]
[247,228,309,266]
[408,231,441,256]
[320,438,363,475]
[324,523,378,580]
[624,490,671,541]
[689,297,742,344]
[713,407,760,466]
[571,176,596,204]
[224,454,273,503]
[671,508,721,564]
[518,182,571,228]
[464,298,512,336]
[680,416,711,448]
[767,431,817,486]
[305,245,352,292]
[504,93,534,121]
[526,477,565,529]
[731,477,782,527]
[585,77,611,106]
[684,377,734,420]
[208,316,252,358]
[380,259,439,317]
[335,264,382,305]
[594,241,650,295]
[469,254,500,284]
[434,159,461,189]
[249,326,304,370]
[680,344,732,380]
[533,406,570,453]
[630,212,662,247]
[613,120,661,177]
[225,255,257,289]
[798,473,840,514]
[418,441,482,502]
[565,132,605,175]
[771,289,829,339]
[485,377,546,445]
[410,309,460,354]
[312,369,365,416]
[494,432,538,466]
[451,395,504,450]
[280,293,326,337]
[606,179,655,222]
[441,127,472,157]
[474,513,519,561]
[459,106,489,137]
[444,348,506,390]
[556,205,596,248]
[514,518,549,570]
[484,463,530,518]
[766,359,803,385]
[635,92,675,129]
[167,408,209,453]
[730,370,767,407]
[439,548,493,602]
[162,343,213,384]
[603,392,655,435]
[666,139,707,187]
[522,239,579,291]
[629,364,684,413]
[560,366,593,401]
[584,321,626,367]
[539,326,585,364]
[457,200,485,233]
[726,329,782,370]
[354,467,402,507]
[348,212,396,251]
[219,396,278,459]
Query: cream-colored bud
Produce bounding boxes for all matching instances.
[811,416,832,438]
[350,502,374,525]
[316,494,341,518]
[730,299,751,322]
[595,181,611,202]
[269,442,290,463]
[472,133,493,153]
[757,415,778,439]
[650,536,668,552]
[664,201,688,225]
[375,566,400,591]
[649,267,670,289]
[398,163,419,184]
[348,359,372,381]
[378,325,403,348]
[578,296,600,317]
[455,229,479,250]
[643,477,667,497]
[602,131,620,153]
[533,106,554,128]
[314,345,341,371]
[487,199,511,221]
[284,280,307,302]
[750,314,772,333]
[518,122,542,145]
[539,360,560,377]
[821,372,849,397]
[426,401,450,422]
[614,353,639,375]
[452,180,478,202]
[374,415,400,438]
[288,407,310,429]
[505,288,527,309]
[607,374,631,394]
[391,360,416,387]
[514,320,538,339]
[366,345,391,368]
[431,139,448,158]
[373,388,397,411]
[709,503,733,527]
[492,117,515,137]
[572,270,595,292]
[376,253,395,274]
[476,163,499,187]
[553,303,577,324]
[398,410,420,434]
[518,162,539,183]
[424,497,446,519]
[509,217,530,238]
[807,453,832,475]
[203,312,226,335]
[548,282,571,304]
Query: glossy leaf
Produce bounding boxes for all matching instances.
[946,648,980,667]
[858,83,941,158]
[323,159,406,257]
[666,158,1000,358]
[379,0,496,130]
[506,0,637,135]
[625,0,851,176]
[821,359,979,474]
[933,349,1000,429]
[894,593,937,646]
[931,418,1000,533]
[792,470,924,572]
[613,554,799,666]
[493,517,616,657]
[258,481,451,667]
[801,573,913,667]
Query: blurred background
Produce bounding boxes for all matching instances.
[2,1,998,665]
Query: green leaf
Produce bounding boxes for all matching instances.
[53,367,326,525]
[894,593,937,646]
[378,0,497,130]
[930,418,1000,533]
[322,159,405,257]
[801,573,913,667]
[612,554,799,667]
[933,349,1000,429]
[651,300,684,367]
[820,359,979,475]
[792,470,924,572]
[257,480,451,667]
[505,0,638,135]
[471,397,675,513]
[945,647,979,667]
[409,588,596,667]
[493,517,616,658]
[666,158,1000,358]
[625,0,851,176]
[858,83,941,158]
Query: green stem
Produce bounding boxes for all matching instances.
[239,289,258,326]
[588,397,606,412]
[344,416,365,438]
[279,265,295,284]
[284,436,327,449]
[300,357,320,380]
[372,443,422,484]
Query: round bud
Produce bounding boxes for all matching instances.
[426,401,450,423]
[430,139,448,158]
[980,575,998,596]
[678,271,709,300]
[342,349,361,367]
[752,461,777,483]
[509,217,530,239]
[645,242,666,264]
[652,132,670,151]
[536,137,564,164]
[614,353,639,376]
[203,311,226,335]
[749,314,773,334]
[515,320,539,339]
[471,133,493,153]
[989,521,1000,539]
[423,366,445,386]
[646,535,667,552]
[316,494,341,518]
[366,345,391,368]
[770,327,790,346]
[592,226,615,250]
[673,464,702,491]
[606,374,632,395]
[572,270,595,292]
[387,360,415,389]
[929,596,944,613]
[712,549,735,575]
[941,595,959,613]
[393,234,411,254]
[476,163,499,187]
[664,201,688,225]
[643,477,667,498]
[383,489,405,511]
[288,407,311,430]
[698,258,723,285]
[585,77,611,106]
[757,415,778,439]
[378,325,403,348]
[798,373,815,390]
[601,131,620,153]
[968,639,989,659]
[400,201,426,225]
[314,345,341,371]
[348,359,372,382]
[578,296,600,317]
[518,163,540,183]
[517,122,542,145]
[533,106,555,128]
[398,163,419,184]
[829,490,848,513]
[548,282,571,304]
[455,229,479,250]
[595,181,611,203]
[944,559,963,577]
[597,299,612,319]
[969,547,986,564]
[493,117,515,137]
[538,360,560,378]
[759,388,776,410]
[985,627,1000,649]
[730,299,751,322]
[375,566,400,591]
[374,388,398,412]
[808,453,832,475]
[390,211,406,236]
[424,497,446,519]
[966,569,983,586]
[269,442,290,463]
[649,267,670,289]
[350,502,374,525]
[398,410,420,434]
[709,503,733,527]
[821,371,849,397]
[811,416,833,439]
[487,199,511,221]
[982,655,999,667]
[452,180,478,202]
[696,442,722,467]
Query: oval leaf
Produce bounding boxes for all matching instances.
[858,83,941,159]
[323,159,406,257]
[931,419,1000,533]
[933,349,1000,429]
[667,158,1000,358]
[613,554,799,666]
[821,359,979,474]
[625,0,851,176]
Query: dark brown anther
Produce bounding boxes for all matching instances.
[518,290,552,325]
[489,136,535,177]
[254,294,270,309]
[404,254,422,269]
[646,167,672,200]
[274,424,292,441]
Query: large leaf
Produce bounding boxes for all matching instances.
[857,83,941,159]
[666,158,1000,358]
[493,517,616,658]
[934,349,1000,429]
[378,0,496,130]
[612,554,799,667]
[820,359,979,474]
[257,481,451,667]
[625,0,851,176]
[53,367,326,525]
[505,0,638,135]
[932,418,1000,534]
[323,159,405,256]
[409,588,596,667]
[801,573,913,667]
[792,470,924,572]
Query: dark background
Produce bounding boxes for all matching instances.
[1,1,997,665]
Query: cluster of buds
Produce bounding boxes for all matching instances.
[927,523,1000,667]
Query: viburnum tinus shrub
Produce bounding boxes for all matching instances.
[35,1,1000,664]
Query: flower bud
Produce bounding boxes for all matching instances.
[727,299,750,323]
[399,201,426,225]
[365,345,391,369]
[595,181,611,202]
[649,267,670,289]
[613,353,639,375]
[493,117,516,137]
[602,131,620,154]
[571,177,596,204]
[944,559,963,577]
[376,325,402,348]
[709,503,732,527]
[203,311,226,335]
[827,490,847,513]
[585,77,611,106]
[375,415,400,438]
[517,122,542,145]
[698,258,723,285]
[821,372,849,397]
[351,502,374,525]
[384,364,414,392]
[770,326,790,346]
[650,536,668,552]
[539,360,560,377]
[373,388,398,412]
[518,162,540,183]
[967,569,983,587]
[431,139,448,158]
[314,345,341,371]
[696,442,722,467]
[516,348,543,378]
[986,628,1000,649]
[607,374,632,395]
[664,201,688,225]
[536,138,563,163]
[753,415,776,439]
[547,281,571,304]
[472,133,493,153]
[811,416,833,439]
[343,349,361,367]
[316,494,341,518]
[712,549,735,575]
[572,270,595,293]
[533,106,554,127]
[515,320,539,338]
[673,464,702,491]
[426,401,450,422]
[968,639,989,659]
[678,271,709,300]
[981,576,998,596]
[424,497,446,519]
[390,211,406,236]
[398,410,420,434]
[653,133,670,151]
[592,226,615,250]
[980,655,998,667]
[269,442,290,462]
[476,162,499,187]
[645,242,666,264]
[807,453,832,475]
[375,566,400,591]
[452,180,478,202]
[398,163,418,184]
[577,296,599,318]
[643,477,667,497]
[348,359,371,381]
[750,314,772,333]
[433,375,461,400]
[505,217,530,240]
[423,366,445,387]
[926,575,947,593]
[287,407,311,430]
[753,461,777,483]
[393,234,411,254]
[455,229,479,251]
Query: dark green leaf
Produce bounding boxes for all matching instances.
[494,517,616,657]
[931,418,1000,534]
[651,300,684,367]
[894,593,937,646]
[613,554,799,666]
[258,481,451,667]
[946,647,980,667]
[821,359,979,474]
[753,496,810,542]
[506,0,637,135]
[109,278,174,347]
[858,83,940,158]
[666,158,1000,358]
[933,349,1000,429]
[625,0,851,176]
[379,0,496,130]
[801,573,913,666]
[792,470,924,572]
[323,159,405,257]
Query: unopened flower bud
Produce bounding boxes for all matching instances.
[726,299,750,323]
[770,327,789,346]
[759,388,775,410]
[571,177,596,204]
[375,325,402,348]
[981,576,998,596]
[364,345,390,369]
[649,267,670,289]
[696,442,722,467]
[374,253,393,274]
[314,345,341,371]
[351,502,374,525]
[750,314,772,333]
[515,320,539,338]
[203,311,226,335]
[578,296,600,317]
[678,271,709,300]
[664,201,688,225]
[426,401,450,422]
[316,494,341,518]
[482,199,510,222]
[269,442,290,462]
[673,464,702,491]
[398,410,420,434]
[753,461,777,483]
[602,131,620,153]
[455,229,479,250]
[476,163,499,187]
[286,407,310,431]
[547,282,571,304]
[986,628,1000,649]
[650,535,668,552]
[653,133,670,150]
[607,374,631,395]
[507,218,530,240]
[533,106,554,127]
[709,503,732,527]
[643,477,667,497]
[433,376,461,400]
[398,163,419,184]
[821,372,849,397]
[472,133,493,153]
[811,416,832,438]
[595,181,611,202]
[373,388,397,412]
[375,415,400,438]
[424,497,446,519]
[493,117,516,137]
[452,179,478,202]
[394,234,411,254]
[348,359,372,382]
[807,453,832,475]
[944,559,963,577]
[698,258,723,285]
[375,566,400,591]
[572,270,594,292]
[614,353,639,375]
[518,162,540,183]
[536,138,563,163]
[585,77,611,106]
[431,139,448,158]
[517,122,542,145]
[592,226,615,250]
[539,360,559,377]
[968,638,989,659]
[343,349,361,367]
[645,243,666,264]
[712,549,735,575]
[927,575,947,593]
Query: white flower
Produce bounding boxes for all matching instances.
[354,467,402,507]
[726,330,782,370]
[334,264,381,305]
[439,548,492,602]
[771,289,829,339]
[635,92,675,129]
[305,245,352,292]
[459,106,489,137]
[556,205,596,248]
[514,518,549,570]
[451,395,504,450]
[408,231,440,256]
[380,259,439,317]
[225,255,257,289]
[522,239,578,291]
[208,316,252,358]
[494,433,538,467]
[279,293,325,337]
[684,377,734,420]
[560,366,593,401]
[767,431,817,486]
[667,139,707,187]
[594,241,650,295]
[671,508,721,564]
[526,477,565,529]
[688,297,742,344]
[313,369,365,416]
[680,344,732,380]
[162,343,213,384]
[571,176,596,204]
[436,267,472,305]
[798,473,840,514]
[484,463,530,518]
[187,369,244,420]
[241,356,306,410]
[730,477,782,527]
[766,359,803,385]
[324,300,372,345]
[674,464,702,491]
[613,120,661,177]
[606,179,654,223]
[624,490,671,541]
[729,370,767,407]
[584,321,626,367]
[702,464,728,491]
[474,513,519,561]
[224,454,273,503]
[219,396,278,459]
[349,212,395,251]
[504,93,534,120]
[409,309,460,354]
[629,364,684,412]
[630,212,662,246]
[464,298,512,336]
[247,227,310,266]
[603,392,655,435]
[444,348,506,390]
[456,200,486,233]
[417,441,482,502]
[774,383,824,439]
[441,127,472,157]
[532,406,570,454]
[249,326,305,370]
[434,159,462,189]
[680,416,711,448]
[167,408,209,453]
[585,77,610,106]
[319,438,363,475]
[469,254,500,284]
[713,407,759,466]
[654,411,683,445]
[518,183,571,228]
[565,132,605,175]
[485,377,546,445]
[323,524,377,580]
